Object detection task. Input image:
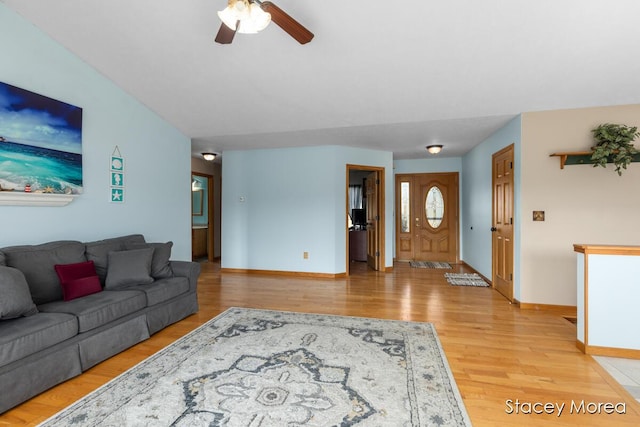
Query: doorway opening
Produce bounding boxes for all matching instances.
[191,172,215,262]
[395,172,459,264]
[346,164,385,276]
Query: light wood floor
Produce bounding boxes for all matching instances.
[2,261,639,426]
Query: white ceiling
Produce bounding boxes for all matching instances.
[4,0,640,160]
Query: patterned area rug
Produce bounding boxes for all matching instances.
[40,308,471,427]
[409,261,452,269]
[444,273,489,287]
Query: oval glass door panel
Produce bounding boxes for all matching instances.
[426,186,444,228]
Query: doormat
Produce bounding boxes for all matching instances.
[409,261,452,269]
[39,308,471,426]
[444,273,489,287]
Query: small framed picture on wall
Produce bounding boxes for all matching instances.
[111,156,124,172]
[110,146,125,203]
[111,187,124,203]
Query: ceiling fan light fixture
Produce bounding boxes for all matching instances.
[218,0,271,33]
[202,152,216,161]
[218,0,250,30]
[426,145,443,155]
[238,3,271,34]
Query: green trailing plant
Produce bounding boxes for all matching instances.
[590,123,640,176]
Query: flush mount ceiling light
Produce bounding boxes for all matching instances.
[218,0,271,34]
[202,153,216,161]
[426,145,443,155]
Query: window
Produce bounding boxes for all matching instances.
[425,186,444,228]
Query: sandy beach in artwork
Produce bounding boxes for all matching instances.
[0,140,83,194]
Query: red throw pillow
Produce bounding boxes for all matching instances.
[61,276,102,301]
[54,261,102,301]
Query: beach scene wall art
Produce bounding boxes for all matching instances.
[0,81,83,194]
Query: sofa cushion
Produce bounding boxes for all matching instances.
[124,276,190,307]
[0,312,78,368]
[2,241,86,305]
[38,290,147,333]
[0,267,38,320]
[126,242,174,279]
[85,234,146,284]
[105,248,154,289]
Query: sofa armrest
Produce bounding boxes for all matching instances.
[170,261,201,293]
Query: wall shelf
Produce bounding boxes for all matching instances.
[0,192,76,206]
[550,151,640,169]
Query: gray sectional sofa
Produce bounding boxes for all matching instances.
[0,234,200,414]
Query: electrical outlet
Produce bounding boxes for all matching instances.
[303,251,309,259]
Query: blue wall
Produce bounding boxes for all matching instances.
[221,145,393,274]
[221,117,521,280]
[461,116,521,298]
[393,157,462,175]
[0,5,193,259]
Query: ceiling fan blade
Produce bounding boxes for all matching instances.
[215,23,237,44]
[260,1,314,44]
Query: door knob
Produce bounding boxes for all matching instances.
[491,227,497,232]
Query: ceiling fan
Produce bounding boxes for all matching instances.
[215,0,314,45]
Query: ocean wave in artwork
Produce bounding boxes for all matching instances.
[0,140,82,193]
